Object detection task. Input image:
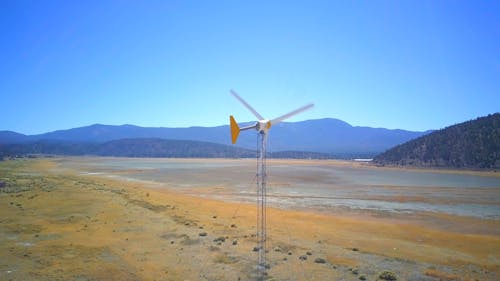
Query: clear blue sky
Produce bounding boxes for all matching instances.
[1,0,498,135]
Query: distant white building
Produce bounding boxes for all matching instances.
[353,158,373,162]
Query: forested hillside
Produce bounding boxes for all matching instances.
[374,113,499,169]
[0,139,255,158]
[0,138,332,159]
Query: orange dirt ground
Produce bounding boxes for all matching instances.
[0,158,498,281]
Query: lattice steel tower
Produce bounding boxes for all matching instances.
[229,90,313,280]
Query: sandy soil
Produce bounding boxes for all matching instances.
[0,158,499,281]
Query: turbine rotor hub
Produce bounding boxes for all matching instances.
[257,120,271,133]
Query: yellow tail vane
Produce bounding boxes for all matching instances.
[230,115,240,144]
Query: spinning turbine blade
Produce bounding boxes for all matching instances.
[270,103,314,125]
[230,89,265,120]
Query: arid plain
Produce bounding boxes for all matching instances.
[1,157,499,281]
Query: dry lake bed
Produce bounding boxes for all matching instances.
[1,157,499,280]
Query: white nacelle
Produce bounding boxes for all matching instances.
[257,120,271,133]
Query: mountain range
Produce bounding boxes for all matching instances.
[0,118,430,157]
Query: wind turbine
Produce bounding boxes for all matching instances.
[229,89,313,280]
